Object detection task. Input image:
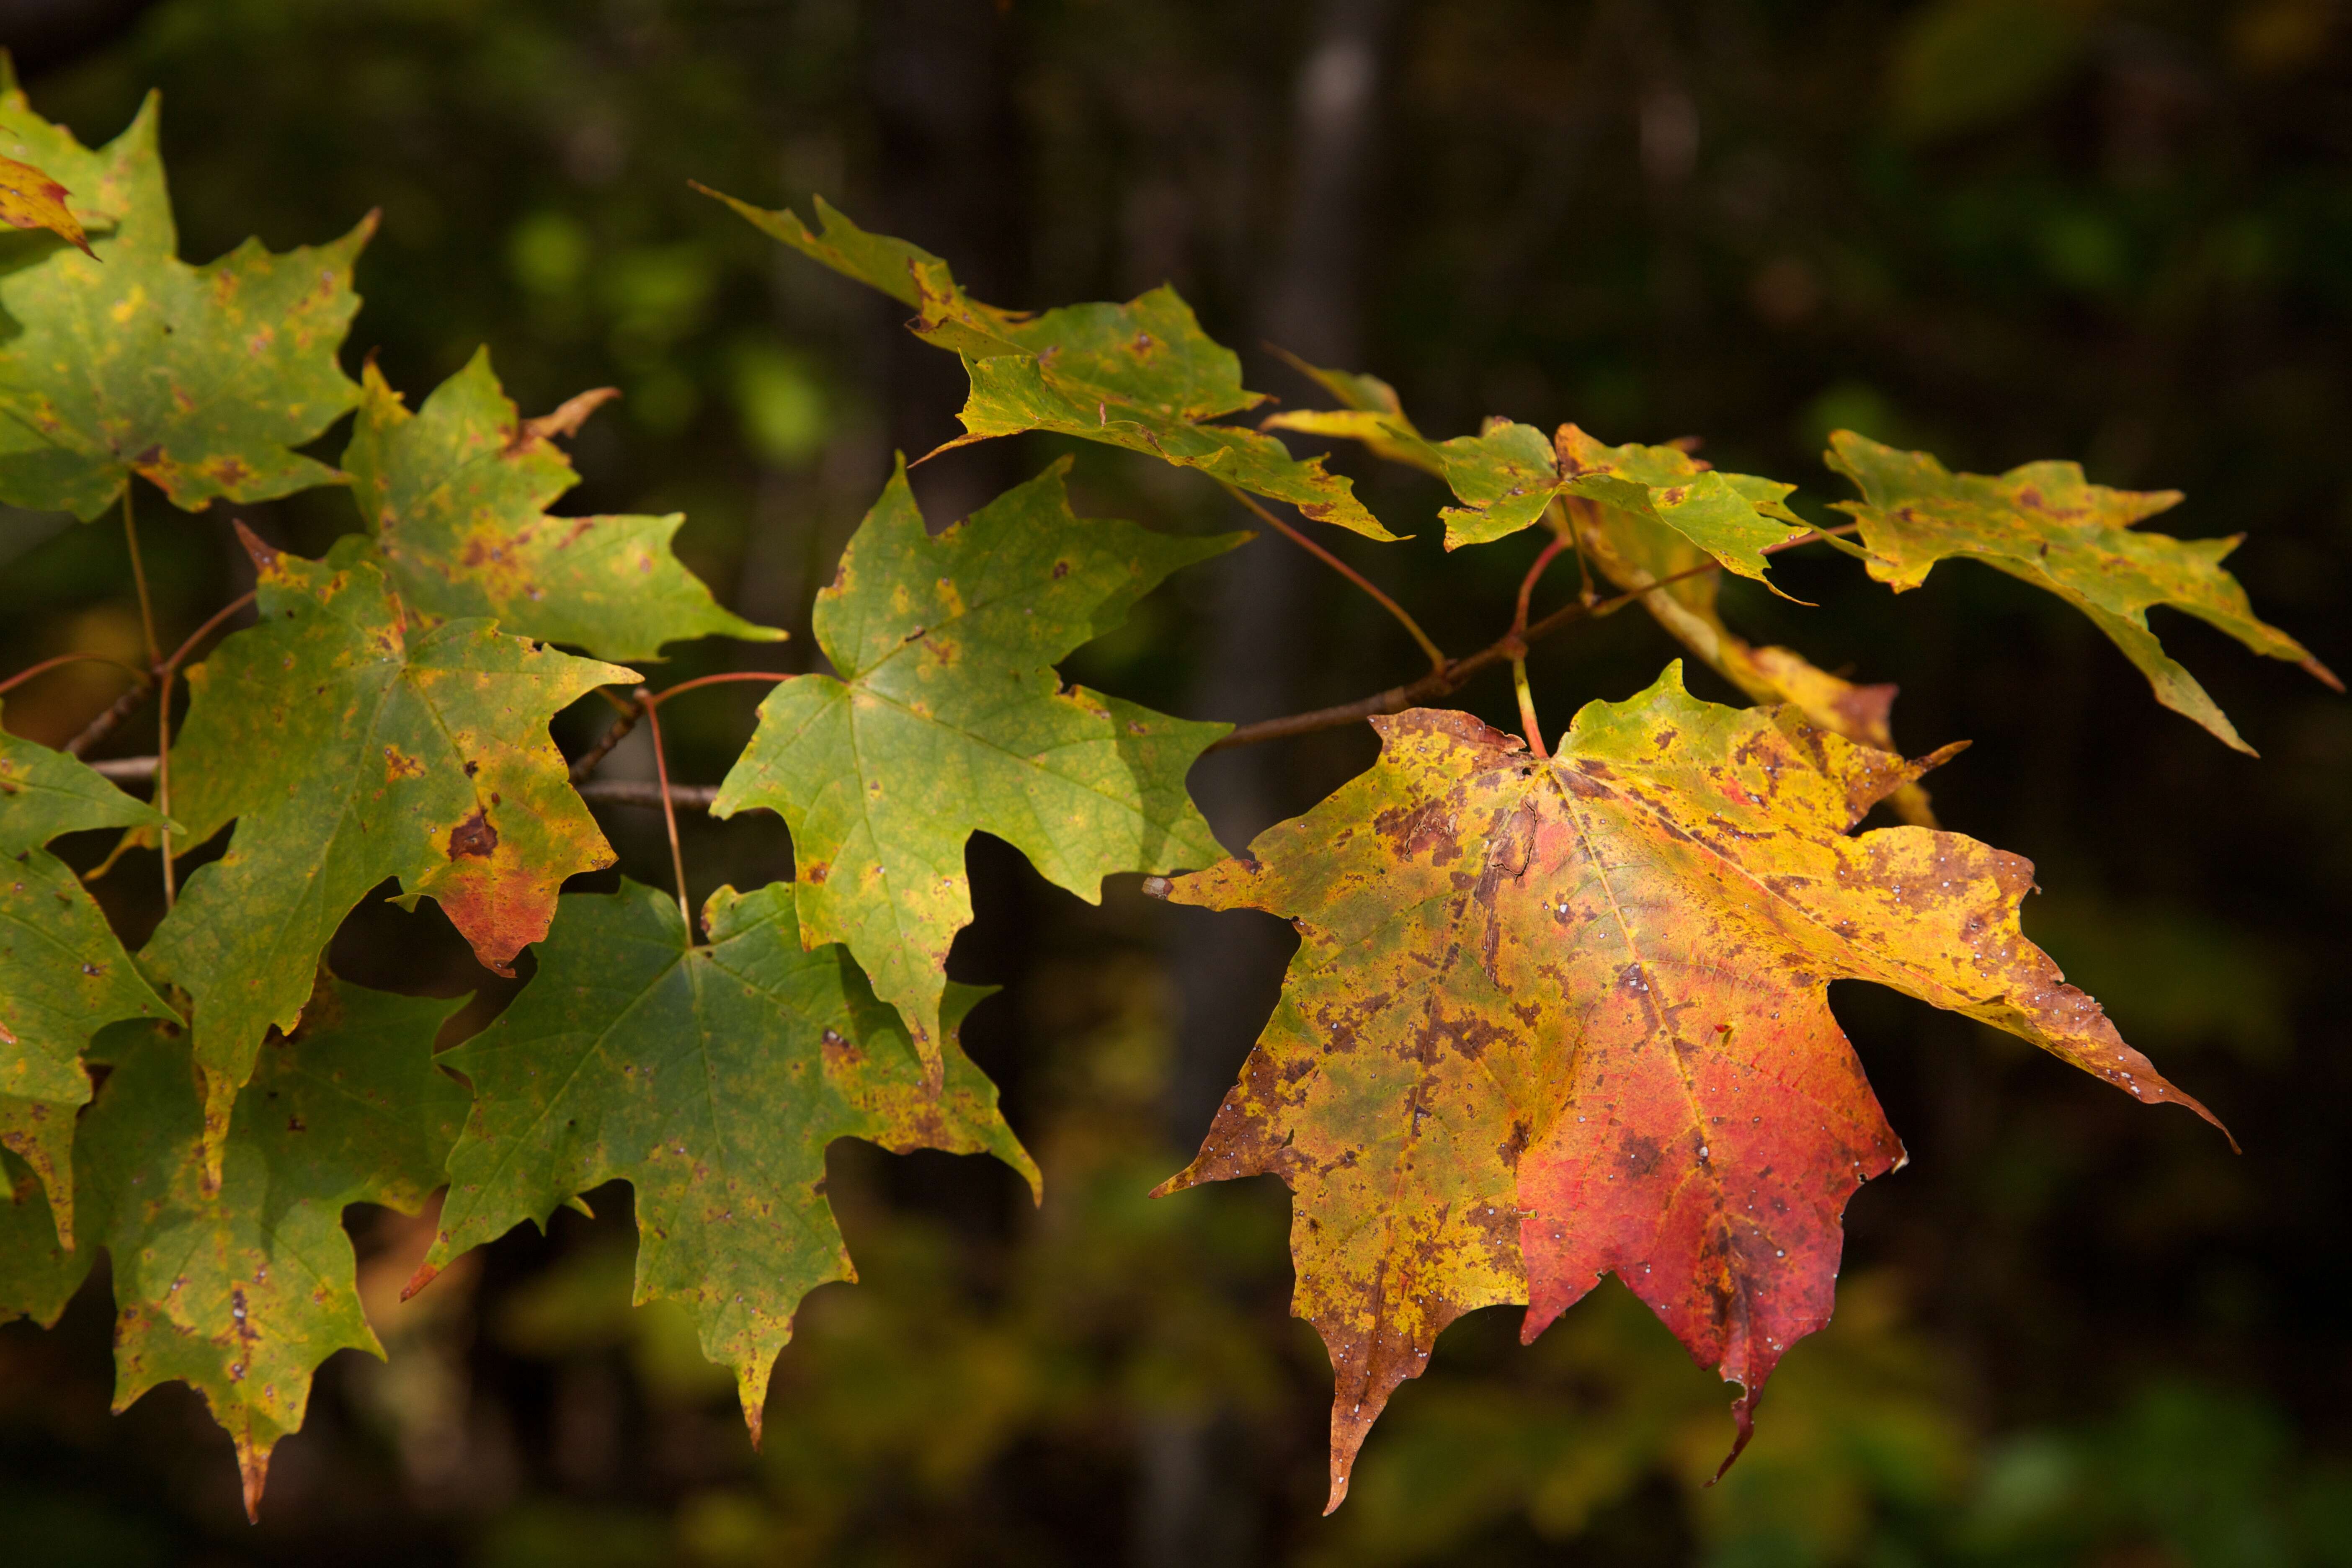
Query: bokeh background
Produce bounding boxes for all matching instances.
[3,0,2349,1563]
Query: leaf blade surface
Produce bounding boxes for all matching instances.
[714,459,1232,1075]
[423,878,1035,1438]
[1160,666,2217,1508]
[345,350,781,660]
[145,530,632,1114]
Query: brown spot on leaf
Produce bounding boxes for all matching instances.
[447,812,498,860]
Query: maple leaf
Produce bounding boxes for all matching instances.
[344,349,784,661]
[0,973,467,1519]
[0,704,180,1243]
[1257,352,1448,479]
[1152,665,2221,1511]
[1826,431,2338,754]
[697,189,1399,540]
[0,151,89,254]
[1565,495,1940,827]
[143,527,632,1138]
[0,79,371,520]
[418,878,1037,1441]
[713,457,1234,1081]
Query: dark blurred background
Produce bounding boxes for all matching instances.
[3,0,2349,1563]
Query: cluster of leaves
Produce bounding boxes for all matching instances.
[0,66,2327,1521]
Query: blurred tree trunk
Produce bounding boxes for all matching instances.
[1148,2,1399,1562]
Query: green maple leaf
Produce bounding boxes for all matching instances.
[144,528,633,1134]
[698,189,1398,540]
[1826,431,2337,754]
[713,458,1234,1078]
[0,703,179,1243]
[420,878,1036,1440]
[343,349,784,661]
[0,973,467,1519]
[0,75,370,520]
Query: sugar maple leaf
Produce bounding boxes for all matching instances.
[1826,431,2338,754]
[144,528,632,1140]
[344,349,784,661]
[697,188,1399,541]
[0,703,180,1243]
[0,974,467,1520]
[1257,355,1447,480]
[0,151,89,254]
[1152,666,2221,1511]
[418,878,1037,1441]
[1563,493,1940,827]
[0,77,370,520]
[1276,400,1810,566]
[714,458,1233,1081]
[1261,363,1936,821]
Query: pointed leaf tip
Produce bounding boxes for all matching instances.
[239,1444,268,1523]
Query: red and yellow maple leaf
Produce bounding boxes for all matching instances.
[1152,666,2221,1511]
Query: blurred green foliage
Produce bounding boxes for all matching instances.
[1,0,2349,1561]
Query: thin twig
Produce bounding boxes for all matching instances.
[65,679,153,757]
[637,689,695,940]
[1215,481,1447,673]
[92,756,723,811]
[1205,521,1861,752]
[569,707,640,782]
[579,780,720,810]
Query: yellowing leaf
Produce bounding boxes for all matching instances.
[0,152,89,255]
[1154,665,2218,1511]
[1826,431,2335,753]
[0,84,370,519]
[700,190,1399,540]
[1434,422,1810,572]
[714,458,1233,1080]
[0,974,467,1519]
[345,350,784,661]
[422,879,1036,1441]
[144,529,632,1130]
[1565,496,1940,827]
[0,703,179,1243]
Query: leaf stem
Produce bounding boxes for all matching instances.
[156,665,175,907]
[1513,536,1569,640]
[119,490,180,906]
[637,688,695,941]
[0,652,147,699]
[121,487,161,671]
[161,590,255,677]
[1205,520,1863,751]
[1215,480,1447,673]
[641,671,792,710]
[1511,656,1547,759]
